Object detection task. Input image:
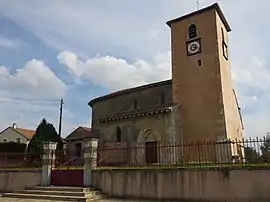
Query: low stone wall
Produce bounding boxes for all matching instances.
[92,168,270,202]
[0,169,41,192]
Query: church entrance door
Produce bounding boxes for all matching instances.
[145,141,157,164]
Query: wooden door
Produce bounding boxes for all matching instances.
[145,141,157,164]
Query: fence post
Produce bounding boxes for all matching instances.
[83,138,98,187]
[41,142,57,186]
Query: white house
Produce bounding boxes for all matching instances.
[0,123,35,144]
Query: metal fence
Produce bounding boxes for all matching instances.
[0,149,83,169]
[0,152,42,169]
[96,137,270,169]
[1,137,270,169]
[54,149,84,168]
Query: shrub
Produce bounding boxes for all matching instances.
[0,142,27,153]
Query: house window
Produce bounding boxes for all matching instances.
[3,139,7,143]
[161,93,166,105]
[197,59,202,67]
[188,24,197,39]
[116,126,121,142]
[133,99,138,110]
[16,138,20,143]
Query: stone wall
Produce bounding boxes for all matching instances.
[0,169,41,192]
[91,80,177,165]
[92,168,270,201]
[91,80,172,120]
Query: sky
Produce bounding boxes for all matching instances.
[0,0,269,138]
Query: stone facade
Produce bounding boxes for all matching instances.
[168,3,244,161]
[90,80,182,165]
[168,4,243,143]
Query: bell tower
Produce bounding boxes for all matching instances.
[167,3,243,143]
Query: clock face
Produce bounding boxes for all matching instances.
[187,40,201,55]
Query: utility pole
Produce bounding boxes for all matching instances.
[197,0,200,10]
[58,99,64,137]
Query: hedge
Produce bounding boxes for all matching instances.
[0,142,27,153]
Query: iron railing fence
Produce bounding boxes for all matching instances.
[54,149,84,167]
[1,136,270,169]
[96,137,270,169]
[0,152,43,169]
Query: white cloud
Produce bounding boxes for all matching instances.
[1,0,270,138]
[0,59,72,136]
[58,49,270,138]
[0,59,67,98]
[58,51,171,90]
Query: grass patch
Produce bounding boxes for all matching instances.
[52,166,83,170]
[94,163,270,170]
[0,167,41,171]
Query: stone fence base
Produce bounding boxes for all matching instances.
[92,168,270,201]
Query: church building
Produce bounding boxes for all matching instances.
[89,3,244,165]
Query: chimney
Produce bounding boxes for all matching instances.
[12,123,17,129]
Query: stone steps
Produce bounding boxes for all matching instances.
[1,186,105,201]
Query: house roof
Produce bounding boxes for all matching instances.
[88,79,172,107]
[166,3,231,32]
[14,128,35,139]
[65,126,95,141]
[0,126,35,140]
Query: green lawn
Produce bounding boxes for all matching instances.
[95,162,270,170]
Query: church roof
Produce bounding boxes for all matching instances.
[166,3,231,32]
[88,79,172,107]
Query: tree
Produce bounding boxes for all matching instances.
[27,118,62,154]
[261,135,270,162]
[244,146,261,163]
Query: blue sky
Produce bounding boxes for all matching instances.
[0,0,269,138]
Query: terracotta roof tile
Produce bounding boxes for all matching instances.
[14,128,35,139]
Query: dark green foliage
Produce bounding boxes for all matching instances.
[0,142,27,153]
[27,118,62,154]
[261,135,270,162]
[244,146,261,163]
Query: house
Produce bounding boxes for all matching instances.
[0,123,35,144]
[64,126,98,165]
[88,3,244,165]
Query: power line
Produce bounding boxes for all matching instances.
[0,100,58,106]
[0,95,59,102]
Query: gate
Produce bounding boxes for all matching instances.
[50,149,84,187]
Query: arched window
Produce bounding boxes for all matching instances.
[133,99,138,110]
[188,24,197,39]
[221,28,225,41]
[161,93,166,105]
[116,126,121,142]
